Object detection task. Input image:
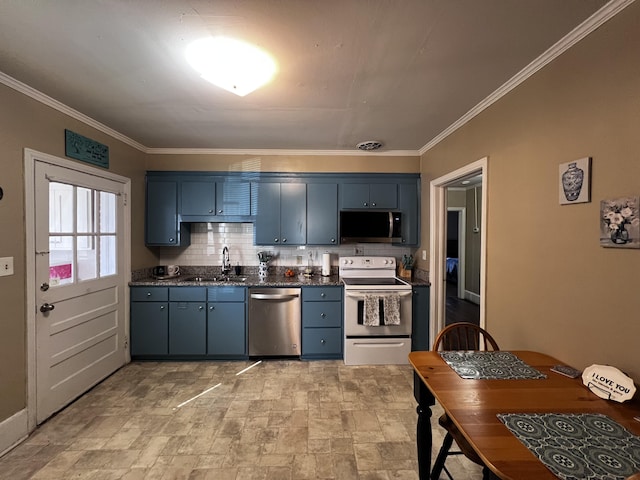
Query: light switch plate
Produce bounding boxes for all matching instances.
[0,257,14,276]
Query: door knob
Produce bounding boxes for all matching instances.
[40,303,55,313]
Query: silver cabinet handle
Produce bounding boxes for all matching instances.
[274,238,279,243]
[218,209,223,214]
[209,209,214,213]
[320,293,326,298]
[282,238,287,243]
[209,306,215,311]
[160,305,165,310]
[363,202,368,207]
[320,313,326,318]
[147,292,152,297]
[169,237,175,242]
[320,339,326,344]
[40,303,55,313]
[372,202,377,207]
[199,306,204,310]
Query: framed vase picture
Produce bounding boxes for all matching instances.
[559,157,591,205]
[600,196,640,249]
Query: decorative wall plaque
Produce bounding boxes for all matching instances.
[64,129,109,168]
[582,364,636,402]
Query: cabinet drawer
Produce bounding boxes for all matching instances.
[131,287,168,302]
[169,287,206,302]
[302,301,342,327]
[207,286,246,302]
[302,328,342,356]
[302,286,342,302]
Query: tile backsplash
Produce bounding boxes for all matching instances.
[158,223,414,270]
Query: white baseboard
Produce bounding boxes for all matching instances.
[0,409,28,457]
[465,290,480,305]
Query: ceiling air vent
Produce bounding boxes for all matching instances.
[356,140,383,151]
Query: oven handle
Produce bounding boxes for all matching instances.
[345,290,412,298]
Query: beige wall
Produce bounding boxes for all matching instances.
[0,84,150,422]
[146,153,420,173]
[421,2,640,380]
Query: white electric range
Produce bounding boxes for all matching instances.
[340,256,412,365]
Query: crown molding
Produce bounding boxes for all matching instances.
[146,147,420,157]
[419,0,635,156]
[0,71,147,152]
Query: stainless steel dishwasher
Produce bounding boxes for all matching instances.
[248,288,301,356]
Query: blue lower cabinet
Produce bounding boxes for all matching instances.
[207,302,246,357]
[301,286,343,359]
[302,328,342,357]
[169,302,206,355]
[130,301,169,356]
[207,286,247,358]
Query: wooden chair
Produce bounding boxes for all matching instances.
[431,322,500,480]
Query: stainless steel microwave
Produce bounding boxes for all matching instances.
[339,211,402,243]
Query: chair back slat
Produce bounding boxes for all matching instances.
[433,322,499,352]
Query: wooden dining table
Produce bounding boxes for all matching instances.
[409,350,640,480]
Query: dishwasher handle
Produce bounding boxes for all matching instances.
[250,293,300,300]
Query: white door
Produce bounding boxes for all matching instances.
[34,160,126,423]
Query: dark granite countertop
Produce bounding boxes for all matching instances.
[129,274,343,288]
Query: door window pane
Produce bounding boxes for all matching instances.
[77,235,97,281]
[77,187,95,233]
[100,192,116,233]
[100,235,116,276]
[49,235,74,286]
[49,183,73,233]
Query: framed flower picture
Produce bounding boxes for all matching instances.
[600,196,640,248]
[559,157,591,205]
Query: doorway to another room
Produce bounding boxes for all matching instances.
[429,158,486,344]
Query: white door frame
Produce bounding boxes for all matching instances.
[24,148,131,432]
[446,206,466,299]
[429,157,487,345]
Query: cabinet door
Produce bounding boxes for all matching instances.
[169,302,206,354]
[411,285,430,351]
[341,183,371,208]
[130,302,168,355]
[216,181,251,216]
[207,302,246,356]
[370,183,398,209]
[146,179,180,245]
[302,328,342,357]
[280,183,306,245]
[254,182,281,244]
[397,182,419,245]
[307,183,338,245]
[181,180,216,215]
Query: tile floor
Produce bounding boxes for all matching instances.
[0,360,484,479]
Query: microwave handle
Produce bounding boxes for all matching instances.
[388,211,393,238]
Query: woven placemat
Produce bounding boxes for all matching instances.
[498,412,640,480]
[439,351,546,379]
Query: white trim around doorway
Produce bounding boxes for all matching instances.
[429,157,487,346]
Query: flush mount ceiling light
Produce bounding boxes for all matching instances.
[356,140,383,151]
[186,37,277,97]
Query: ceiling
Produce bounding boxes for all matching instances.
[0,0,610,154]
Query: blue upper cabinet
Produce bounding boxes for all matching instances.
[181,179,216,215]
[254,182,306,245]
[217,181,251,216]
[180,177,251,220]
[396,182,419,245]
[307,183,338,245]
[341,183,397,209]
[146,177,190,246]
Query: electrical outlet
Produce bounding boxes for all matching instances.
[296,255,302,265]
[0,257,14,276]
[355,246,364,255]
[422,250,427,261]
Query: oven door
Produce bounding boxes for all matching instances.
[344,289,412,337]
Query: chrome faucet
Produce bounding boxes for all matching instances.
[222,246,231,274]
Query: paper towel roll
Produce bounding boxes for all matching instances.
[322,253,331,276]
